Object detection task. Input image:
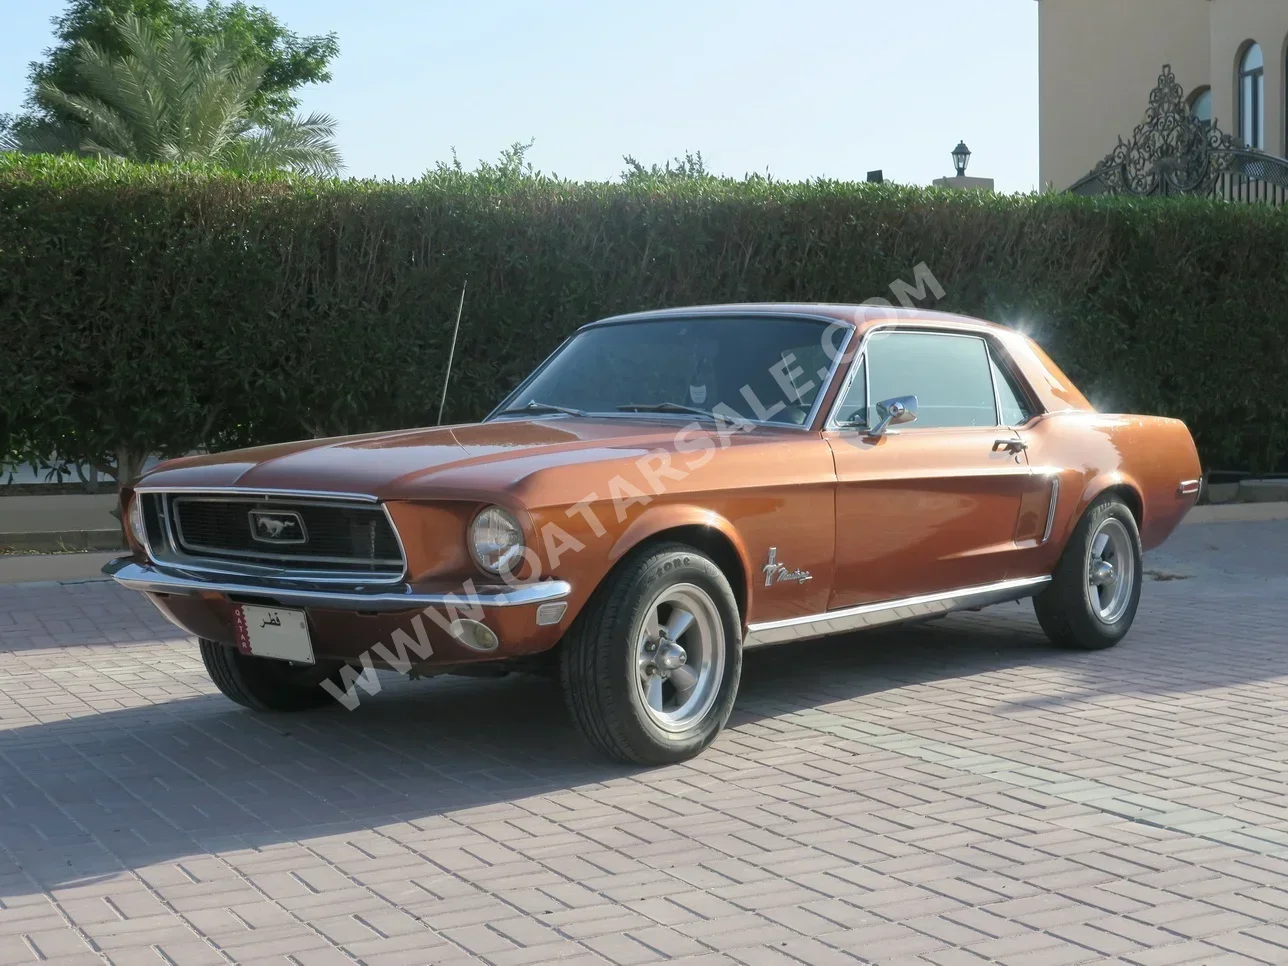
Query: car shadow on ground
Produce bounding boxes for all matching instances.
[5,588,1288,897]
[0,606,1070,891]
[2,522,1285,893]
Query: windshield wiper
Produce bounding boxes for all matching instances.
[497,400,590,418]
[616,402,716,419]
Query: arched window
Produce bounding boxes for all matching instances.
[1239,43,1265,149]
[1189,86,1213,127]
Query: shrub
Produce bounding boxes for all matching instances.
[2,153,1285,484]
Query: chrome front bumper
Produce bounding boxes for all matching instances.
[102,557,572,612]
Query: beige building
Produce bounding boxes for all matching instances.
[1039,0,1288,191]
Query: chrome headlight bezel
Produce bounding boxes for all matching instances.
[468,505,525,575]
[126,494,150,554]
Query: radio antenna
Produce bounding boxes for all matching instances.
[436,280,467,426]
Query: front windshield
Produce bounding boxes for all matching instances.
[495,316,844,427]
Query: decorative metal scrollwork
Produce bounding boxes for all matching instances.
[1067,65,1288,201]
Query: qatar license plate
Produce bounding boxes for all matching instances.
[233,605,315,665]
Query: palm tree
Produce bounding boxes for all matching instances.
[3,13,341,177]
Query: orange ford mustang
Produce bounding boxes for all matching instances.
[107,305,1202,764]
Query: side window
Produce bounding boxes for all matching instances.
[833,355,868,425]
[867,332,998,429]
[990,350,1034,426]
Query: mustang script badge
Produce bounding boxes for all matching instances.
[248,509,307,544]
[762,547,812,587]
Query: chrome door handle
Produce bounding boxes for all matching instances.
[992,438,1027,453]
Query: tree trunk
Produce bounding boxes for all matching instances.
[115,446,148,489]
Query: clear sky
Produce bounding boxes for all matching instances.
[1,0,1040,192]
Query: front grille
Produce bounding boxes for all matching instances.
[141,492,404,577]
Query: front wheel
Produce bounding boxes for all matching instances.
[1033,496,1143,650]
[560,544,742,765]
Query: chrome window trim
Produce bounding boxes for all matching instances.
[984,338,1041,427]
[804,322,856,430]
[984,341,1006,425]
[825,323,1050,433]
[485,312,857,434]
[102,557,570,612]
[745,575,1052,648]
[824,349,869,431]
[834,327,994,430]
[486,333,576,420]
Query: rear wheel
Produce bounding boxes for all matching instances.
[1033,496,1142,650]
[560,544,742,765]
[200,639,346,711]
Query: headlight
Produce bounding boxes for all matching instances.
[126,495,150,552]
[469,506,524,574]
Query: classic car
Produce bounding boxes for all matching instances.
[106,304,1203,764]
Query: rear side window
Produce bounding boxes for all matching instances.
[866,331,997,429]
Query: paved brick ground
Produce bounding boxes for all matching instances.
[0,521,1286,966]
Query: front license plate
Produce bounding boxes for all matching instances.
[233,605,315,665]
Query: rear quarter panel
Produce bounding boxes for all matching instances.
[1012,411,1202,577]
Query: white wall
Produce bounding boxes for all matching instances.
[1039,0,1210,191]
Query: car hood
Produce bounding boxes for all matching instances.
[134,418,719,500]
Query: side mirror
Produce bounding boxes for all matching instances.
[866,395,918,437]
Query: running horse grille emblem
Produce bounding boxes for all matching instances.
[762,547,812,587]
[248,509,308,545]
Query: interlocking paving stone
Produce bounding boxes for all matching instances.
[0,521,1285,964]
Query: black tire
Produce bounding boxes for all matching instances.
[199,638,346,711]
[560,543,742,765]
[1033,495,1143,650]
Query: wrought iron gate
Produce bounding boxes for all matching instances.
[1067,66,1288,205]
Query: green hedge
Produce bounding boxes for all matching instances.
[2,152,1287,481]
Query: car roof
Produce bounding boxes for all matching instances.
[586,303,1013,335]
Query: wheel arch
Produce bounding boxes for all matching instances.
[605,508,752,626]
[1078,473,1145,533]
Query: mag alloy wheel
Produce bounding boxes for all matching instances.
[1034,496,1143,651]
[560,543,743,764]
[633,583,726,733]
[1084,517,1135,625]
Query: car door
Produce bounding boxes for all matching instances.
[823,328,1033,609]
[988,341,1061,555]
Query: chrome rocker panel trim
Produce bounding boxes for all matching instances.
[102,557,572,612]
[744,575,1052,648]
